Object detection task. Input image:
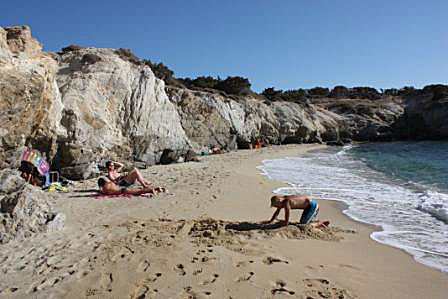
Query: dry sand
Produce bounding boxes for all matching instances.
[0,144,447,298]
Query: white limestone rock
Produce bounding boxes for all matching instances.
[55,47,190,166]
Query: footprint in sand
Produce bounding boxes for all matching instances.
[27,284,39,294]
[191,256,199,263]
[100,272,113,292]
[112,246,135,262]
[179,287,209,299]
[130,285,159,299]
[235,260,255,268]
[263,256,289,265]
[304,278,330,288]
[175,264,186,276]
[338,263,361,271]
[201,273,219,285]
[147,272,163,283]
[193,255,216,263]
[271,280,296,296]
[1,287,18,294]
[85,288,100,297]
[137,260,151,273]
[303,278,356,299]
[131,285,149,299]
[236,271,254,282]
[76,270,90,279]
[35,276,60,291]
[130,274,163,298]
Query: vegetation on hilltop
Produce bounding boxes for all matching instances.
[143,59,253,96]
[112,48,448,102]
[179,76,252,96]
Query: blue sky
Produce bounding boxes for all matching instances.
[2,0,447,92]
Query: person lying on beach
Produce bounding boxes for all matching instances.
[106,160,152,188]
[97,178,165,196]
[266,195,329,228]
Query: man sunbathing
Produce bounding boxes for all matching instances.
[106,161,151,188]
[97,178,165,196]
[266,195,329,228]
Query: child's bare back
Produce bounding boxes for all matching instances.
[281,195,311,209]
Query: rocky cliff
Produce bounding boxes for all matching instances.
[392,86,448,140]
[1,26,190,179]
[0,26,446,179]
[167,87,349,149]
[0,26,64,172]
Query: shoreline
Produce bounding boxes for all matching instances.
[206,144,448,298]
[253,145,448,271]
[264,143,448,274]
[1,144,447,298]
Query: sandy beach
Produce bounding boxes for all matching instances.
[1,144,447,299]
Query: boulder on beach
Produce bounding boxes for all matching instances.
[0,169,64,244]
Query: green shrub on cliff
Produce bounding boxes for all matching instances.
[384,88,399,96]
[261,88,308,103]
[178,75,252,96]
[329,86,350,98]
[308,87,330,97]
[180,76,219,89]
[143,60,185,87]
[282,89,308,103]
[143,60,173,81]
[261,87,283,101]
[422,84,448,101]
[349,87,381,100]
[115,48,141,65]
[214,76,252,96]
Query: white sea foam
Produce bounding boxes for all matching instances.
[258,148,448,272]
[417,191,448,224]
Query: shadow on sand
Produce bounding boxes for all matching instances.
[67,189,99,198]
[225,222,297,231]
[72,189,99,193]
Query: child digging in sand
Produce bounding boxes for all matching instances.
[266,195,329,228]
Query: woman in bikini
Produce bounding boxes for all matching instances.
[106,161,152,188]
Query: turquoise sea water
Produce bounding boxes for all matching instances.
[259,142,448,272]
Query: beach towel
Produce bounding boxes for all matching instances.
[45,182,69,193]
